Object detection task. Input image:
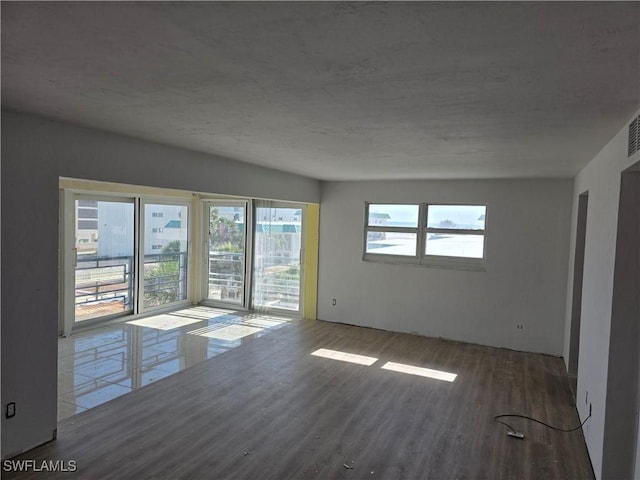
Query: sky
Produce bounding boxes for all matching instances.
[369,204,485,227]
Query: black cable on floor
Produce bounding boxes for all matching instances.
[494,412,592,433]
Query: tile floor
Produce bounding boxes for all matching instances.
[58,306,294,420]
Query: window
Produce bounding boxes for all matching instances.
[365,204,419,257]
[206,202,247,306]
[253,204,303,312]
[78,207,98,219]
[203,200,305,313]
[424,204,486,267]
[364,203,487,270]
[77,219,98,230]
[143,203,189,309]
[62,176,317,338]
[72,197,136,323]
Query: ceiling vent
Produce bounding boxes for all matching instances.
[629,116,639,157]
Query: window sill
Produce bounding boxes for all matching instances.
[363,254,486,272]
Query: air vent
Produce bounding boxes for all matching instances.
[629,116,639,157]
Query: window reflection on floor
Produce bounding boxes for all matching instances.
[57,306,293,420]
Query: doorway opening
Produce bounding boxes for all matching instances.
[568,191,588,395]
[602,160,640,480]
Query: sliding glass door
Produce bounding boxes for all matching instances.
[141,202,189,310]
[74,197,136,322]
[205,201,247,306]
[66,189,309,330]
[253,203,303,313]
[67,194,191,329]
[202,200,304,314]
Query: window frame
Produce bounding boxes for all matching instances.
[139,198,192,314]
[363,203,422,262]
[201,199,251,309]
[363,202,487,271]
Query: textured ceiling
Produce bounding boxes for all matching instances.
[2,2,639,180]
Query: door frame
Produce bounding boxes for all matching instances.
[200,199,252,310]
[61,191,195,335]
[138,198,193,315]
[251,201,305,315]
[62,192,138,335]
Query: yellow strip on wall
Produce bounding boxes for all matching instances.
[303,203,320,320]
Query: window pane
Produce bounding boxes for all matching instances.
[78,207,98,219]
[427,205,486,230]
[143,204,189,308]
[425,233,484,258]
[78,219,98,230]
[75,199,135,322]
[208,204,246,305]
[366,231,417,256]
[254,206,302,311]
[368,204,419,228]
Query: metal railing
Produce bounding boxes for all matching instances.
[75,252,188,318]
[75,255,134,320]
[253,276,300,310]
[207,252,300,309]
[143,252,188,308]
[253,254,300,311]
[208,252,244,303]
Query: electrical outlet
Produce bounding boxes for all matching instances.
[516,324,524,330]
[332,298,336,306]
[589,403,592,416]
[586,390,588,405]
[6,402,15,418]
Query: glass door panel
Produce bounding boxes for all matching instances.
[253,204,302,312]
[206,202,246,305]
[74,198,135,322]
[142,203,189,309]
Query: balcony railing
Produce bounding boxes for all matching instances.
[253,275,300,311]
[143,252,188,308]
[253,254,300,311]
[207,252,300,310]
[75,255,134,321]
[75,252,188,320]
[208,252,244,303]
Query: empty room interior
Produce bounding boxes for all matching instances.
[1,2,639,479]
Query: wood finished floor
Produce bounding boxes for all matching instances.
[6,319,593,480]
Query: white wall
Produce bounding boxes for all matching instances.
[562,110,640,480]
[317,178,573,355]
[0,109,320,459]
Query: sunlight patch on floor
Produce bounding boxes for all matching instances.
[174,307,239,320]
[189,324,263,341]
[127,314,203,331]
[311,348,379,366]
[242,316,290,329]
[381,361,457,382]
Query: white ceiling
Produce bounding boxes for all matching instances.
[2,2,639,181]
